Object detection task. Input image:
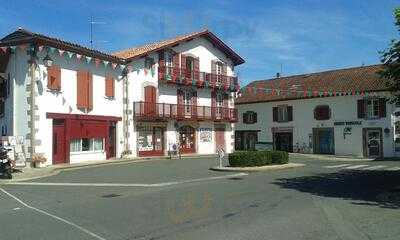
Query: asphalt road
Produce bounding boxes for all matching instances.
[1,156,400,240]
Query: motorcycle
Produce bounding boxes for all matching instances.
[0,147,12,179]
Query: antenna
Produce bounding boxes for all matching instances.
[89,15,106,49]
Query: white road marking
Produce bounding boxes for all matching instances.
[344,165,370,170]
[12,207,21,211]
[386,167,400,171]
[0,188,106,240]
[2,173,248,187]
[362,165,386,170]
[324,164,351,169]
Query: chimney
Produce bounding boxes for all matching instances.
[276,72,281,78]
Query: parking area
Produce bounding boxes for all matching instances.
[1,156,400,240]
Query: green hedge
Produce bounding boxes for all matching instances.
[228,150,289,167]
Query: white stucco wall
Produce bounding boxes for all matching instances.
[236,93,395,158]
[2,48,124,165]
[126,36,237,157]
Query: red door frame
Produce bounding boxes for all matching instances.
[52,122,67,164]
[138,127,165,157]
[215,127,225,151]
[47,113,121,163]
[179,126,196,154]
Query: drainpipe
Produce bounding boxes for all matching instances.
[122,67,129,153]
[28,44,37,166]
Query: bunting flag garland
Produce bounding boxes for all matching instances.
[67,51,74,59]
[85,56,92,64]
[111,63,117,69]
[58,49,65,56]
[76,54,82,61]
[103,60,109,68]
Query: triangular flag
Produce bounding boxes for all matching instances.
[111,63,117,69]
[76,54,82,61]
[0,46,7,53]
[120,64,125,70]
[58,49,65,56]
[38,45,44,52]
[103,60,109,67]
[86,56,92,64]
[67,51,74,59]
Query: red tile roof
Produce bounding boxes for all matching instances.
[0,28,124,63]
[236,64,388,105]
[113,29,245,65]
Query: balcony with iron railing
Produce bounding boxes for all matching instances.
[158,66,239,92]
[133,102,238,123]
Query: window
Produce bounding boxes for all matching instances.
[366,98,379,119]
[77,70,93,111]
[358,98,386,119]
[47,65,61,91]
[243,111,257,124]
[314,105,331,120]
[273,105,293,122]
[0,99,4,117]
[105,75,115,98]
[70,138,103,152]
[216,62,223,84]
[145,57,155,69]
[396,121,400,135]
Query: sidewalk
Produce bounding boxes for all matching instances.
[290,153,375,162]
[2,154,217,182]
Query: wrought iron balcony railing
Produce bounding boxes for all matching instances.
[133,101,238,122]
[158,66,239,92]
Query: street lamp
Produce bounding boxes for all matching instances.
[43,52,53,67]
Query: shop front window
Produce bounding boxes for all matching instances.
[137,126,164,153]
[70,138,103,152]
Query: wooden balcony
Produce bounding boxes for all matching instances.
[158,66,239,92]
[133,102,238,123]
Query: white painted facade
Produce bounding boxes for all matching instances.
[0,48,124,166]
[0,32,240,166]
[236,93,400,158]
[126,36,236,157]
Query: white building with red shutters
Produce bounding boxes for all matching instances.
[235,65,400,159]
[114,30,243,157]
[0,28,244,166]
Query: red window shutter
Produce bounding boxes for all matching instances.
[193,57,200,83]
[105,75,114,97]
[177,89,184,117]
[272,107,278,122]
[357,99,365,119]
[158,50,165,81]
[76,70,86,109]
[379,98,386,118]
[287,106,293,121]
[88,72,93,111]
[180,54,187,84]
[47,65,61,90]
[172,53,180,82]
[210,60,216,87]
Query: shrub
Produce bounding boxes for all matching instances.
[228,150,289,167]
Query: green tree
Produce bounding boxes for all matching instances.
[379,8,400,103]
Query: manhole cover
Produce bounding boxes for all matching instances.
[101,193,121,198]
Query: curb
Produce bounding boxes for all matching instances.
[289,153,374,162]
[210,163,305,172]
[2,154,218,182]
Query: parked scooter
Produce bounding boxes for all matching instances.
[0,147,12,179]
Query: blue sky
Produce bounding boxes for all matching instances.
[0,0,399,85]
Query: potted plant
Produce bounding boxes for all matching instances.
[121,150,132,158]
[31,153,47,168]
